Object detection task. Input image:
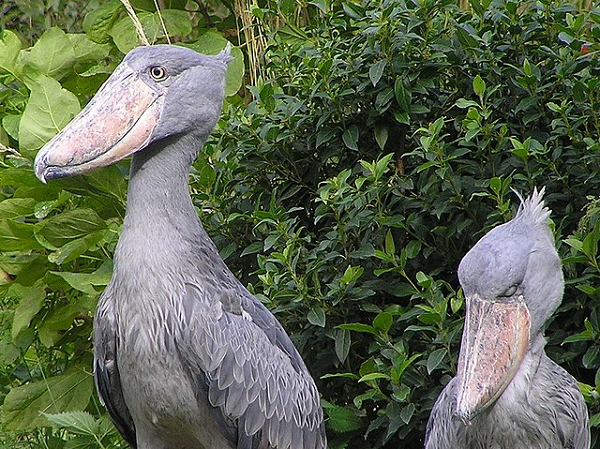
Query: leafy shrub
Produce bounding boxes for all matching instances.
[1,1,600,448]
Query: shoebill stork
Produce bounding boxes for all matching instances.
[34,45,327,449]
[425,189,589,449]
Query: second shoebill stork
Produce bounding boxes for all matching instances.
[425,189,589,449]
[34,45,327,449]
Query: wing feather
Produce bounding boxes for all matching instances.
[93,294,137,448]
[180,283,327,449]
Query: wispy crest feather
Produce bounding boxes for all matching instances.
[513,187,551,226]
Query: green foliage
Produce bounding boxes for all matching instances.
[0,1,244,447]
[2,0,600,448]
[202,0,600,447]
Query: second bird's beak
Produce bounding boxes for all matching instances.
[454,294,530,423]
[34,62,163,182]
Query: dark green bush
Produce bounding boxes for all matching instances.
[203,1,600,447]
[1,1,600,448]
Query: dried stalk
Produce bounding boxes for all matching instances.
[120,0,150,46]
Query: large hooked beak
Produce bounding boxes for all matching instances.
[454,294,530,423]
[34,62,164,182]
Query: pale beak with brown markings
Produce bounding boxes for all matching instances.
[34,63,164,182]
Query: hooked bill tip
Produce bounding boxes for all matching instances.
[33,154,48,184]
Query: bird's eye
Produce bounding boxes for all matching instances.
[501,284,519,297]
[149,66,167,80]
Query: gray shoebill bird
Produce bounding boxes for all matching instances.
[34,45,327,449]
[425,189,589,449]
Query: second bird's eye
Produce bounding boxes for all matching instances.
[149,66,167,80]
[501,284,519,297]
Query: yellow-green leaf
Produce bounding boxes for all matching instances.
[2,366,93,431]
[19,75,80,155]
[23,27,76,81]
[0,30,22,75]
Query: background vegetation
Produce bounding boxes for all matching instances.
[1,0,600,448]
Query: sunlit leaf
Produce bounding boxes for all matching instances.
[19,75,80,155]
[2,366,93,431]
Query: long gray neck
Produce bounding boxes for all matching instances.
[113,133,221,277]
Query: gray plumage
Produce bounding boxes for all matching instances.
[425,189,589,449]
[34,45,326,449]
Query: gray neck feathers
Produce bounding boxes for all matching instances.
[113,133,222,279]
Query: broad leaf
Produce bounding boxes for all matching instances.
[11,284,46,339]
[19,75,80,155]
[2,366,93,431]
[0,30,22,75]
[23,27,76,80]
[82,0,122,44]
[35,208,106,249]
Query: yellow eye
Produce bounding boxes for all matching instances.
[149,66,167,80]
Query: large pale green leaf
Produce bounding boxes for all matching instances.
[35,208,106,249]
[49,271,109,296]
[0,198,36,219]
[19,75,80,155]
[0,219,42,252]
[10,284,46,340]
[110,10,192,54]
[0,30,22,75]
[49,261,112,296]
[66,34,112,63]
[82,0,123,44]
[187,32,245,96]
[23,27,76,81]
[2,366,94,431]
[322,402,364,433]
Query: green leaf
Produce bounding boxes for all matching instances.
[2,366,93,431]
[337,323,378,335]
[369,60,387,86]
[473,74,486,98]
[11,285,46,339]
[335,329,351,363]
[19,75,80,155]
[48,230,106,265]
[43,410,99,436]
[385,229,395,255]
[374,124,389,150]
[35,208,106,249]
[323,403,364,433]
[0,220,41,252]
[111,10,193,54]
[0,30,22,75]
[23,27,76,80]
[49,268,111,296]
[359,372,390,382]
[307,306,326,327]
[373,312,393,333]
[394,78,411,111]
[455,98,479,109]
[0,198,35,219]
[426,348,446,374]
[110,11,154,53]
[82,0,123,44]
[342,125,359,151]
[400,403,415,424]
[66,34,112,63]
[340,265,363,285]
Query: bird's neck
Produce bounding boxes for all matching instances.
[114,133,216,272]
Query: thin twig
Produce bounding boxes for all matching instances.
[153,0,171,44]
[0,142,20,156]
[120,0,150,46]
